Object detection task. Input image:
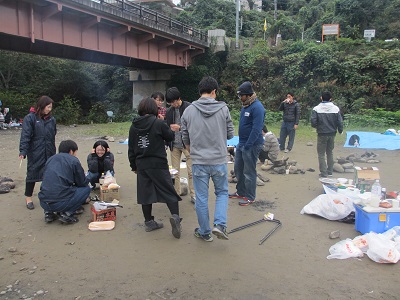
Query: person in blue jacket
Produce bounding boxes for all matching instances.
[229,81,266,206]
[39,140,91,224]
[19,96,56,210]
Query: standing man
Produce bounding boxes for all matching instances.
[165,87,196,204]
[311,91,343,178]
[181,76,234,242]
[229,81,266,206]
[278,92,300,153]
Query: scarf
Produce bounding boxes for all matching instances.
[242,93,257,108]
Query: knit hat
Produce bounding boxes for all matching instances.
[237,81,254,95]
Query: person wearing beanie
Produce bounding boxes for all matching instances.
[229,81,266,206]
[278,92,301,153]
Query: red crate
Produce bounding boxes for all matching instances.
[90,204,116,222]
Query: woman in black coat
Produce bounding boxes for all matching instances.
[19,96,57,210]
[87,140,115,188]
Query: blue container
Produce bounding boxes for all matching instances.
[354,204,400,234]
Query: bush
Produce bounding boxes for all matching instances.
[53,96,81,125]
[87,102,108,124]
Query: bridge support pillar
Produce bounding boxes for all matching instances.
[129,70,173,109]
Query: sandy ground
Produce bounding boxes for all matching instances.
[1,125,400,300]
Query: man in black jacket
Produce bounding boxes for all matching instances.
[311,91,343,178]
[278,92,300,153]
[165,87,196,204]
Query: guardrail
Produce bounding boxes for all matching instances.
[88,0,207,43]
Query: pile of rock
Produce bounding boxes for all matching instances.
[0,176,15,194]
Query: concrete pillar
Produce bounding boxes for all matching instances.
[129,70,173,109]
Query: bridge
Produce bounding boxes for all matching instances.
[0,0,210,105]
[0,0,208,69]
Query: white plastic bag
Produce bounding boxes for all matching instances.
[366,233,400,264]
[300,192,354,220]
[103,170,116,187]
[327,238,364,260]
[353,235,369,253]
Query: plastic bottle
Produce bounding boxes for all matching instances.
[99,172,105,186]
[370,180,382,207]
[381,187,386,201]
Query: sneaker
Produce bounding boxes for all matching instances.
[228,192,244,199]
[74,206,84,215]
[284,149,289,153]
[194,228,213,242]
[58,212,79,224]
[190,197,196,204]
[44,211,56,223]
[238,198,255,206]
[169,214,182,239]
[212,224,229,240]
[144,219,164,232]
[327,173,333,177]
[319,173,328,178]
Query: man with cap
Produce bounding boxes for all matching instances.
[229,81,266,206]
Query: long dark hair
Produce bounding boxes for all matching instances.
[35,96,54,117]
[93,140,109,151]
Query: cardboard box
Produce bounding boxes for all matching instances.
[354,204,400,234]
[90,204,116,222]
[354,166,380,192]
[100,185,120,202]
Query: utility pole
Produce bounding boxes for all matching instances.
[235,0,240,48]
[274,0,277,21]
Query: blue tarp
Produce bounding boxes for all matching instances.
[344,131,400,150]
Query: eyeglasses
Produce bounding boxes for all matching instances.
[155,98,164,103]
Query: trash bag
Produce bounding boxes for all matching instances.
[327,238,364,260]
[103,170,116,187]
[366,233,400,264]
[300,191,354,221]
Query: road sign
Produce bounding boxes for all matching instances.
[364,30,376,38]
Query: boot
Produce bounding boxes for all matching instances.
[144,217,164,232]
[169,214,182,239]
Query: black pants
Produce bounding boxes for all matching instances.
[142,202,179,222]
[259,150,270,163]
[25,182,36,197]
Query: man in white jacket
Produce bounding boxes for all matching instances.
[181,76,235,242]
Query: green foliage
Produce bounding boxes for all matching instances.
[53,96,81,125]
[0,90,35,120]
[87,102,108,124]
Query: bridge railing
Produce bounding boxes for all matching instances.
[95,0,207,43]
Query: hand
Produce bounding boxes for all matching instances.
[294,124,298,130]
[91,149,95,154]
[170,124,180,131]
[106,148,110,152]
[158,114,164,120]
[19,155,25,160]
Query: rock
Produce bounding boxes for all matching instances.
[333,163,344,173]
[108,137,115,142]
[344,168,355,173]
[337,158,347,164]
[288,160,297,166]
[36,290,44,295]
[306,141,313,146]
[0,185,10,194]
[8,247,17,253]
[306,168,315,172]
[288,166,298,174]
[261,164,273,171]
[257,173,270,182]
[256,178,265,186]
[341,163,354,169]
[1,181,15,189]
[367,159,381,163]
[329,230,340,239]
[0,257,3,260]
[117,150,122,154]
[0,176,13,183]
[0,291,6,295]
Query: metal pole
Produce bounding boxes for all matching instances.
[235,0,239,48]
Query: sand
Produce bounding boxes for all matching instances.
[0,125,399,300]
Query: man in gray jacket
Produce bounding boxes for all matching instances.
[311,91,343,178]
[181,76,235,242]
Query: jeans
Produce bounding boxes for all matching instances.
[40,186,91,215]
[192,164,228,235]
[234,144,262,201]
[279,121,296,151]
[317,135,335,176]
[87,171,114,187]
[171,147,195,198]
